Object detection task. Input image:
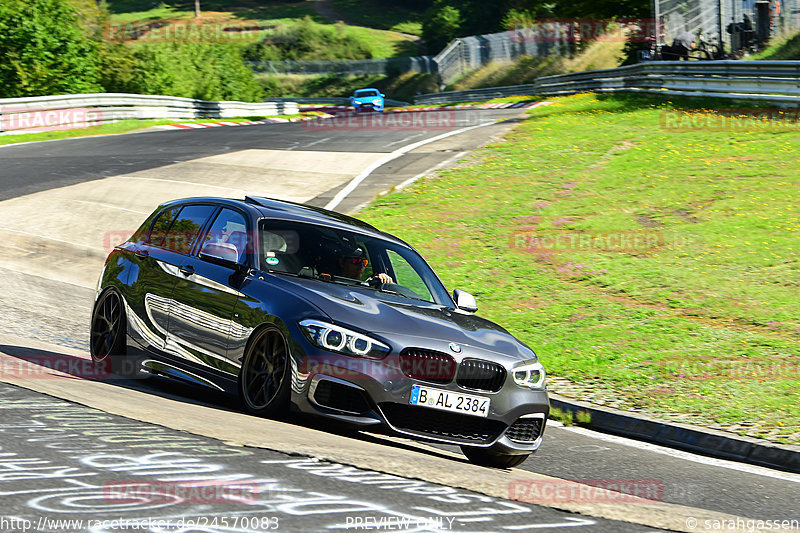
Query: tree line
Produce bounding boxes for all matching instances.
[0,0,648,100]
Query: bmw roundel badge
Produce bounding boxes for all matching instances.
[449,342,462,353]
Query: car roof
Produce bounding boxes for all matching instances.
[355,88,379,92]
[158,196,408,246]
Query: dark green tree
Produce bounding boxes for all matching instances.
[422,0,464,53]
[0,0,103,97]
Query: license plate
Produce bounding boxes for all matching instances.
[409,385,489,418]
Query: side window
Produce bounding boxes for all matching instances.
[163,205,216,255]
[146,207,181,247]
[200,208,249,265]
[129,210,160,245]
[386,250,433,302]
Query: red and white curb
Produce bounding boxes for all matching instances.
[152,113,334,131]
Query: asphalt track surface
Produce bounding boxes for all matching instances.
[0,110,798,532]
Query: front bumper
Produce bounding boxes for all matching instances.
[290,342,549,452]
[352,101,383,111]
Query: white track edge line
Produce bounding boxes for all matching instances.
[323,121,496,211]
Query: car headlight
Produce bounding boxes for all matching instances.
[299,319,390,358]
[512,360,546,390]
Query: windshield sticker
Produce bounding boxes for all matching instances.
[265,257,280,266]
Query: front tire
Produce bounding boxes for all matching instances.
[90,289,138,378]
[461,446,530,469]
[239,326,291,417]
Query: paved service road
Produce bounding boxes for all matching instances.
[0,112,798,533]
[0,381,654,532]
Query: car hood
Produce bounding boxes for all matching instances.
[352,96,380,102]
[273,275,534,360]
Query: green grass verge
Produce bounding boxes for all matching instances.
[359,93,800,444]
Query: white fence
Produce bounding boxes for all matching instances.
[414,60,800,106]
[433,29,572,86]
[0,93,298,134]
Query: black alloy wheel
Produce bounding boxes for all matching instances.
[90,289,137,377]
[240,326,291,417]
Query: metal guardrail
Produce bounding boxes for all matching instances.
[0,93,299,133]
[413,84,538,105]
[414,61,800,106]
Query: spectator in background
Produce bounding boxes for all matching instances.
[671,30,696,59]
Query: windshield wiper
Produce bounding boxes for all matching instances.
[266,270,316,280]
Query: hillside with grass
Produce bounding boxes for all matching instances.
[256,36,626,101]
[105,0,421,59]
[447,36,625,91]
[360,93,800,444]
[749,30,800,59]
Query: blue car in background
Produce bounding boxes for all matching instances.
[350,88,385,112]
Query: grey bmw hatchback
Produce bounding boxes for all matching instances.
[91,196,549,468]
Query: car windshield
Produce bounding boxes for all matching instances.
[258,219,451,305]
[355,90,379,97]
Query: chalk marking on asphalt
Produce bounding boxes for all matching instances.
[556,423,800,483]
[0,226,104,252]
[115,176,247,194]
[324,121,496,211]
[0,265,93,290]
[384,133,425,148]
[301,137,331,149]
[502,517,597,530]
[0,331,766,533]
[70,199,150,214]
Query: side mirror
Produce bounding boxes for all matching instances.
[380,93,385,97]
[453,289,478,313]
[200,242,241,269]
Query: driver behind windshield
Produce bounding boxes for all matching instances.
[338,246,393,285]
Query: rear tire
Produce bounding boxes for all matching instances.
[239,326,291,417]
[90,289,138,378]
[461,446,530,469]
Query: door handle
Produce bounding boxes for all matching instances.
[179,264,194,276]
